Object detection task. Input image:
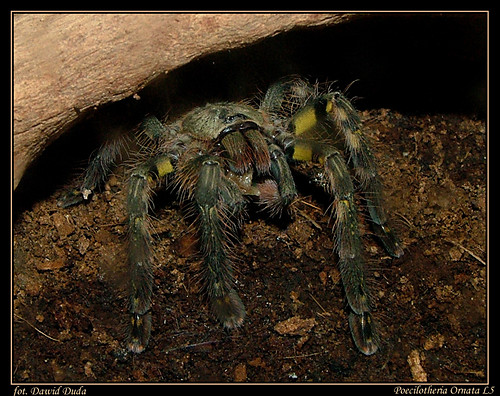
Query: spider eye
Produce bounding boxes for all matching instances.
[224,113,248,124]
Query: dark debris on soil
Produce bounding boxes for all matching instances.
[12,109,487,383]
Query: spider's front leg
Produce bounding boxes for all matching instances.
[193,156,246,329]
[321,148,379,355]
[126,154,174,353]
[291,140,379,355]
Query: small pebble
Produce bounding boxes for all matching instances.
[274,316,316,336]
[407,350,428,382]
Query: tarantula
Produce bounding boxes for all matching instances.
[58,76,403,356]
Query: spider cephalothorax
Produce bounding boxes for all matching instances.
[59,76,403,356]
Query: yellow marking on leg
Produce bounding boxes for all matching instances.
[293,106,317,136]
[292,142,313,162]
[156,157,174,177]
[326,99,334,113]
[339,199,350,207]
[335,199,351,224]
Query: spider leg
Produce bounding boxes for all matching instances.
[260,75,312,114]
[193,156,246,329]
[126,154,174,353]
[57,135,127,207]
[322,92,403,258]
[277,132,379,354]
[323,148,379,355]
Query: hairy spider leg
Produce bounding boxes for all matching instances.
[280,97,379,354]
[57,135,127,207]
[126,154,175,353]
[286,133,379,355]
[192,156,246,329]
[323,92,404,258]
[322,150,379,355]
[260,75,313,114]
[140,114,169,141]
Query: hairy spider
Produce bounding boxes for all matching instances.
[58,76,403,356]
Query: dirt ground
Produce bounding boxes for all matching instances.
[12,108,487,383]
